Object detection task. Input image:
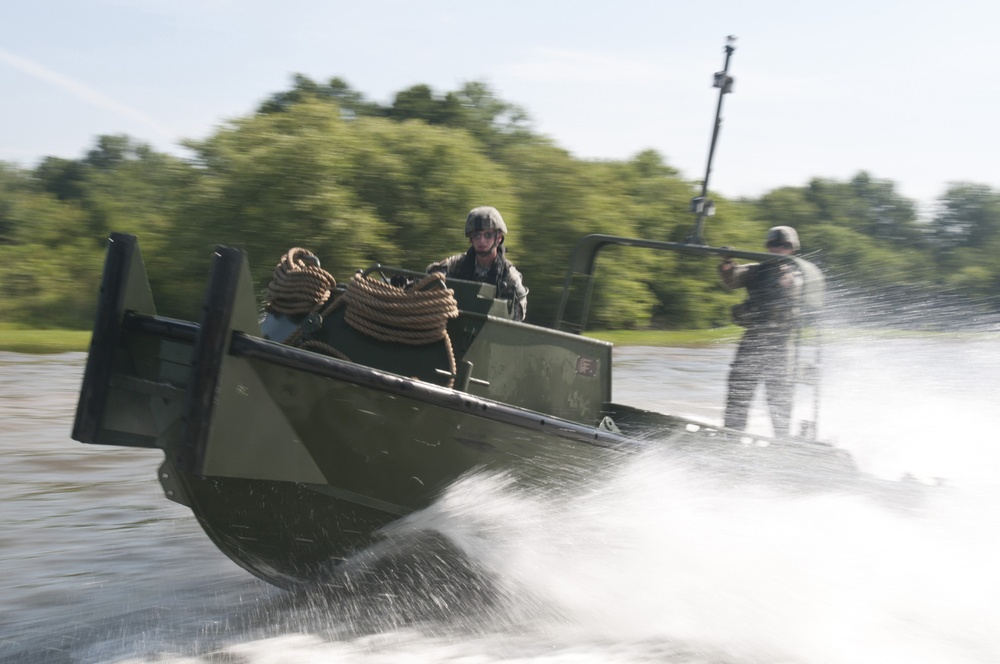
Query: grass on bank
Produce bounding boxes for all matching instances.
[3,325,992,355]
[0,326,742,355]
[585,327,742,346]
[0,328,93,354]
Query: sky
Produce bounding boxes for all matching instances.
[2,0,999,214]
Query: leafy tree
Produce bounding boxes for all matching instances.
[498,143,661,327]
[179,98,515,315]
[804,172,923,247]
[84,134,136,171]
[258,75,384,118]
[755,186,822,236]
[8,77,1000,330]
[388,84,464,126]
[0,179,101,326]
[925,183,1000,306]
[178,99,380,306]
[929,182,1000,252]
[34,157,88,202]
[450,82,534,155]
[339,115,516,268]
[259,77,534,157]
[0,163,37,244]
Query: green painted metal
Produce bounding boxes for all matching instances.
[71,233,848,589]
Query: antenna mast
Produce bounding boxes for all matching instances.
[689,35,736,245]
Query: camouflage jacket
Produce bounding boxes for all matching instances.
[427,247,528,321]
[720,259,803,331]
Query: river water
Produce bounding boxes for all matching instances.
[2,338,999,664]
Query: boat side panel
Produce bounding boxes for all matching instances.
[199,353,327,484]
[167,354,626,588]
[457,318,612,424]
[73,233,174,449]
[174,247,328,483]
[196,353,621,504]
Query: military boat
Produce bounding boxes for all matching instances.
[72,229,837,588]
[70,38,846,589]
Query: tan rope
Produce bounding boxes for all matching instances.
[342,272,458,344]
[343,272,460,385]
[265,247,337,316]
[299,340,352,362]
[266,249,460,386]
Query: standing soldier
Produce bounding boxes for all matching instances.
[719,226,804,438]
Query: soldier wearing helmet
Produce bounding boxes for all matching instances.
[718,226,804,438]
[427,206,528,321]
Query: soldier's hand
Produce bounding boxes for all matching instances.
[718,247,736,271]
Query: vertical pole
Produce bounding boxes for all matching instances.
[691,36,736,245]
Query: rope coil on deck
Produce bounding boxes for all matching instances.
[343,272,459,345]
[265,247,337,315]
[343,271,460,385]
[266,248,461,386]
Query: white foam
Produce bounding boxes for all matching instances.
[398,451,1000,664]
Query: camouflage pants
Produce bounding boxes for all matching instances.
[724,330,794,438]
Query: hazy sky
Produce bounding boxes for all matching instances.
[2,0,998,212]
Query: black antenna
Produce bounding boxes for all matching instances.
[689,35,736,245]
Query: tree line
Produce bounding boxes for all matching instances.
[1,76,998,331]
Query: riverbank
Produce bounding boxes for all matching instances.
[0,327,744,354]
[0,329,93,354]
[3,325,994,355]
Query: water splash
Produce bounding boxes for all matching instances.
[819,337,1000,485]
[391,449,1000,664]
[91,339,1000,663]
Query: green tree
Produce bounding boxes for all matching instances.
[34,157,88,202]
[178,99,380,307]
[804,172,923,246]
[927,183,1000,305]
[258,75,384,118]
[340,115,516,268]
[11,75,1000,331]
[498,143,661,327]
[180,98,515,315]
[388,84,464,126]
[450,81,534,156]
[929,182,1000,252]
[0,178,102,326]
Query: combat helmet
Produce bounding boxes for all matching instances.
[465,206,508,239]
[765,226,800,252]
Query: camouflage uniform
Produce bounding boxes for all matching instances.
[720,227,803,438]
[427,247,528,321]
[427,206,528,321]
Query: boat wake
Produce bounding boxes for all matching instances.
[126,446,1000,664]
[102,339,1000,664]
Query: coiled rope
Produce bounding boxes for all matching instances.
[265,248,460,385]
[341,272,458,387]
[341,272,460,384]
[266,247,337,316]
[342,272,459,346]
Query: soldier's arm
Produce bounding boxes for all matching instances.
[506,264,528,321]
[426,254,460,275]
[719,260,752,290]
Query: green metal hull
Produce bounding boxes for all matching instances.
[71,234,646,588]
[157,346,632,587]
[72,233,851,589]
